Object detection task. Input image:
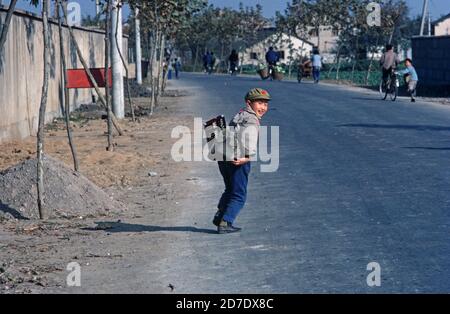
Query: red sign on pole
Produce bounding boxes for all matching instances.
[66,68,112,89]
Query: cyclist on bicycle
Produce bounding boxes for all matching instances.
[380,44,400,88]
[265,47,280,74]
[228,49,239,75]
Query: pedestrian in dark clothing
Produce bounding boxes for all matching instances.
[203,51,210,73]
[208,52,216,74]
[229,49,239,74]
[173,58,182,79]
[265,47,280,66]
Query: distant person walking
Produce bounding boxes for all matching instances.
[265,47,280,66]
[173,58,182,79]
[311,48,322,83]
[203,51,211,73]
[208,52,216,75]
[228,49,239,75]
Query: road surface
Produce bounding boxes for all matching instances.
[83,73,450,293]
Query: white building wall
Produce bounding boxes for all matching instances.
[435,18,450,36]
[241,33,313,66]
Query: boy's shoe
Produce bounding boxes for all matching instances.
[411,98,416,102]
[212,209,225,226]
[218,220,241,234]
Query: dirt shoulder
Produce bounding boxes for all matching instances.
[0,84,198,293]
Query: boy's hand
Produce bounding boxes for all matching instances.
[232,158,250,166]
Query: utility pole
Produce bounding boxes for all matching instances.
[420,0,429,36]
[44,0,51,18]
[135,7,142,85]
[428,10,431,36]
[111,0,124,119]
[96,0,101,17]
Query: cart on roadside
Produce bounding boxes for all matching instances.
[297,59,312,83]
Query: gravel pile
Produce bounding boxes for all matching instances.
[0,155,125,220]
[127,79,152,97]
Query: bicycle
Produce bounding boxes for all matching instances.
[379,69,399,101]
[265,64,275,80]
[229,63,238,76]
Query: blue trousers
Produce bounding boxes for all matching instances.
[217,161,251,224]
[313,66,321,82]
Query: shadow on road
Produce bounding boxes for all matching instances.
[402,147,450,151]
[82,221,217,234]
[350,97,384,102]
[337,124,450,132]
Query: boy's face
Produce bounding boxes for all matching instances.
[247,99,269,118]
[405,60,411,67]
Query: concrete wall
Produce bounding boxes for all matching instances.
[0,8,128,143]
[412,36,450,85]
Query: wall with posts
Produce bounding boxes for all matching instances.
[0,7,128,142]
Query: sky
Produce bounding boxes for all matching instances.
[6,0,450,21]
[208,0,449,19]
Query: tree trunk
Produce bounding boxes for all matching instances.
[114,3,135,122]
[365,53,375,86]
[239,45,244,75]
[105,0,113,151]
[351,35,358,83]
[388,25,395,44]
[0,0,18,54]
[149,31,158,115]
[192,44,199,73]
[365,37,380,86]
[37,0,51,220]
[316,25,321,52]
[336,56,342,81]
[218,42,224,73]
[335,45,343,80]
[327,63,335,77]
[156,32,164,105]
[146,31,151,79]
[61,0,123,136]
[160,34,168,93]
[351,59,357,83]
[57,0,79,171]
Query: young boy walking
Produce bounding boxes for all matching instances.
[396,58,419,102]
[212,88,271,234]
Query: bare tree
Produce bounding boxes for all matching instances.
[105,0,114,151]
[56,0,79,171]
[0,0,19,54]
[37,0,51,219]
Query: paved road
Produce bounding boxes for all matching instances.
[146,74,450,293]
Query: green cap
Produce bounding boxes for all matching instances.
[245,88,271,102]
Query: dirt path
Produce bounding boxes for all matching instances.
[0,82,202,293]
